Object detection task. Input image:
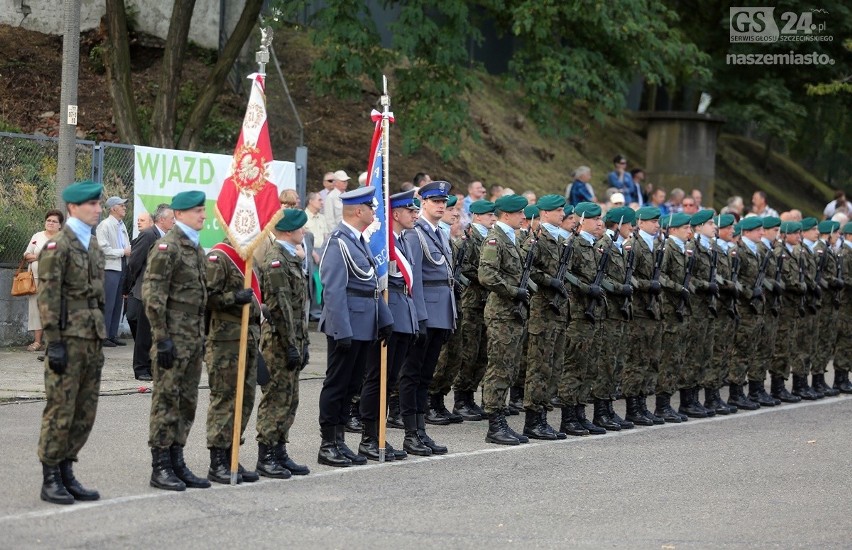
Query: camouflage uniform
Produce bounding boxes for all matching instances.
[755,238,781,381]
[729,240,767,386]
[37,226,106,465]
[430,234,466,397]
[511,228,536,401]
[833,241,852,380]
[596,233,630,401]
[204,246,259,450]
[793,242,818,378]
[143,225,207,449]
[453,226,489,397]
[657,237,692,396]
[811,239,839,375]
[704,241,738,390]
[684,237,716,391]
[257,243,308,446]
[771,243,805,380]
[623,232,663,399]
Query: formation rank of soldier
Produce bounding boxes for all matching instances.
[36,181,852,505]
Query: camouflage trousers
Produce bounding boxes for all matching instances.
[756,311,780,379]
[683,314,714,389]
[205,339,257,449]
[513,330,529,391]
[771,311,798,379]
[454,305,488,394]
[430,320,463,397]
[594,317,627,400]
[624,316,662,397]
[482,316,525,414]
[729,312,763,385]
[795,313,818,377]
[703,313,737,388]
[657,316,687,395]
[256,333,303,445]
[559,314,602,405]
[548,323,568,401]
[38,336,103,465]
[812,305,838,375]
[833,305,852,372]
[148,339,203,449]
[524,309,564,411]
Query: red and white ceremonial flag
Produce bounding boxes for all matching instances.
[215,73,283,260]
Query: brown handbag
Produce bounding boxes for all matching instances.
[11,259,37,297]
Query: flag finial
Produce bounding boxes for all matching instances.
[256,27,273,75]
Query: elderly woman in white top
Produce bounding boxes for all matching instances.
[23,209,64,351]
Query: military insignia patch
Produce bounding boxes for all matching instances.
[158,243,168,250]
[46,242,57,250]
[270,260,282,268]
[208,255,218,262]
[487,239,497,245]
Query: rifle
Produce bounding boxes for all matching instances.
[621,238,636,320]
[646,225,669,319]
[675,248,695,322]
[584,244,610,322]
[452,226,471,294]
[808,248,827,313]
[797,253,807,317]
[548,232,576,314]
[513,230,539,322]
[750,248,772,313]
[834,249,844,309]
[729,249,741,321]
[770,250,785,317]
[708,238,719,317]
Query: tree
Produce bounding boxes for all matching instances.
[103,0,142,145]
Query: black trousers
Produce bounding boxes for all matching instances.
[399,328,449,417]
[360,332,413,421]
[319,337,372,429]
[127,296,152,377]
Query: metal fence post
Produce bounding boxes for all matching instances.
[295,146,308,203]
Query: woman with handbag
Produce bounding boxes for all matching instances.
[22,209,64,351]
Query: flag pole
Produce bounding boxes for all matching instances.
[228,27,273,485]
[378,75,391,463]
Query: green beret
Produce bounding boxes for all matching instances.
[563,205,574,216]
[780,221,802,234]
[495,194,528,213]
[573,201,602,218]
[716,214,735,228]
[818,220,840,234]
[604,206,636,225]
[636,206,661,221]
[689,209,714,226]
[446,195,458,208]
[762,216,781,229]
[536,194,566,212]
[61,180,103,205]
[523,205,540,219]
[801,217,818,231]
[733,222,742,237]
[739,216,763,232]
[844,222,852,235]
[469,200,495,215]
[171,190,206,211]
[275,208,307,232]
[667,213,692,228]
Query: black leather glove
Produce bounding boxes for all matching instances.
[649,280,662,295]
[301,343,310,370]
[336,337,352,352]
[831,279,845,290]
[378,324,393,345]
[813,285,823,299]
[233,288,254,305]
[156,338,176,369]
[679,286,691,301]
[620,284,633,297]
[770,281,783,296]
[515,288,530,304]
[708,282,719,296]
[550,278,568,298]
[752,285,764,299]
[588,284,602,299]
[286,346,301,370]
[46,341,67,375]
[416,321,427,346]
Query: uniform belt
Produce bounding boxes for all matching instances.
[422,280,451,288]
[67,298,98,309]
[347,288,380,299]
[388,284,410,295]
[211,311,243,323]
[167,299,204,315]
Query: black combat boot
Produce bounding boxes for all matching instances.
[207,447,237,484]
[703,388,730,415]
[336,425,367,465]
[345,401,363,433]
[402,414,432,456]
[416,413,448,454]
[274,442,310,475]
[425,393,452,425]
[748,380,778,407]
[485,412,520,445]
[453,390,483,421]
[640,395,665,424]
[58,459,100,500]
[559,406,589,436]
[358,420,394,462]
[654,393,682,423]
[523,410,557,440]
[833,370,852,394]
[728,383,760,410]
[625,396,654,426]
[812,373,840,397]
[41,462,74,504]
[576,404,607,434]
[593,398,621,431]
[231,450,260,483]
[607,399,635,429]
[386,394,404,429]
[151,447,186,491]
[771,375,801,403]
[169,444,211,488]
[543,410,566,439]
[256,443,291,479]
[508,386,524,414]
[678,388,708,418]
[386,442,407,460]
[468,391,487,418]
[691,387,715,416]
[318,425,352,467]
[434,393,463,423]
[791,374,820,401]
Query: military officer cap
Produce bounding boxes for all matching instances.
[523,205,540,219]
[536,194,566,212]
[780,221,802,234]
[716,213,735,228]
[689,209,714,226]
[390,189,418,210]
[604,205,636,225]
[446,195,458,208]
[573,201,602,218]
[275,208,308,232]
[563,204,574,216]
[340,185,376,205]
[843,222,852,235]
[762,216,781,229]
[62,180,104,205]
[636,205,661,221]
[171,190,206,211]
[469,199,496,215]
[495,194,528,213]
[418,180,450,200]
[818,220,840,234]
[739,216,764,232]
[800,217,818,231]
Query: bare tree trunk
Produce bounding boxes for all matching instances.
[762,135,774,170]
[150,0,197,148]
[103,0,142,145]
[177,0,264,151]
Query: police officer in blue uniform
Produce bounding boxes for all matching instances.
[317,186,394,467]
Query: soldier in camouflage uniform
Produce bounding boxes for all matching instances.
[256,209,311,476]
[792,218,825,399]
[750,217,784,406]
[552,205,578,404]
[623,206,665,425]
[204,239,260,484]
[832,222,852,393]
[143,190,211,492]
[522,195,569,439]
[479,194,533,445]
[810,220,842,397]
[36,181,106,505]
[451,200,496,420]
[770,222,806,402]
[508,205,540,414]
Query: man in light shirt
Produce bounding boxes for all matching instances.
[323,170,351,228]
[96,196,131,347]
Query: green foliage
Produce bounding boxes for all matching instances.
[89,44,106,74]
[0,118,21,133]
